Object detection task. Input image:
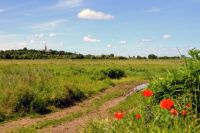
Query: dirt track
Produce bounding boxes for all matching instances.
[0,82,148,133]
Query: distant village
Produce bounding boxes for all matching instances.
[0,45,181,60]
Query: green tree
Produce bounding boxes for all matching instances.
[148,54,158,59]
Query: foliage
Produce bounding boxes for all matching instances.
[14,89,35,113]
[53,88,86,108]
[0,111,6,122]
[188,48,200,59]
[151,49,200,113]
[101,68,125,79]
[0,48,182,60]
[14,89,49,114]
[83,49,200,133]
[148,54,158,59]
[0,59,180,122]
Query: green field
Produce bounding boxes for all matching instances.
[0,59,182,122]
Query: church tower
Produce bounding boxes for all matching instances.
[44,44,47,52]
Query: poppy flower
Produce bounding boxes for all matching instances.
[160,99,174,110]
[114,112,124,120]
[135,114,141,119]
[181,110,187,116]
[186,103,191,109]
[142,89,154,97]
[170,108,178,116]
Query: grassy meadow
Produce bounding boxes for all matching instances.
[0,59,182,122]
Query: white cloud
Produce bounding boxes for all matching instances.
[0,33,22,50]
[139,38,152,45]
[30,40,34,43]
[146,7,161,13]
[107,44,112,48]
[0,9,6,13]
[53,0,84,9]
[18,42,28,47]
[49,33,57,37]
[78,9,114,20]
[83,35,100,43]
[35,33,44,38]
[41,41,46,44]
[119,40,127,44]
[163,34,172,39]
[32,19,67,30]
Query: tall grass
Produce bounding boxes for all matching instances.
[0,59,180,122]
[83,49,200,133]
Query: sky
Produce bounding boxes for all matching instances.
[0,0,200,56]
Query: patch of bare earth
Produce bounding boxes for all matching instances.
[39,82,148,133]
[0,81,147,133]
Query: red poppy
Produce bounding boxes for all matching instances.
[170,108,178,116]
[160,99,174,110]
[114,112,124,120]
[142,89,154,97]
[186,103,191,109]
[181,110,187,116]
[135,114,141,119]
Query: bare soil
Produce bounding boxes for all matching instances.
[0,82,148,133]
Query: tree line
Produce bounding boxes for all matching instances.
[0,48,181,60]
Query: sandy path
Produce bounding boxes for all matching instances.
[0,82,148,133]
[40,83,149,133]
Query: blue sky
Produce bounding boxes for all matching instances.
[0,0,199,56]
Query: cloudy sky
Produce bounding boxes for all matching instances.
[0,0,199,56]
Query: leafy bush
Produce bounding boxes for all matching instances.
[151,49,200,112]
[14,89,49,114]
[101,68,125,79]
[0,112,6,122]
[14,90,35,113]
[53,88,86,108]
[32,97,50,114]
[14,88,86,114]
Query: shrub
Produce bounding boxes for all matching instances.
[72,89,86,101]
[0,112,6,122]
[101,68,125,79]
[151,49,200,113]
[32,97,50,114]
[14,89,49,114]
[14,89,35,113]
[53,88,86,108]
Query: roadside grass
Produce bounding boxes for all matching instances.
[82,49,200,133]
[12,81,144,132]
[0,59,181,123]
[109,92,144,114]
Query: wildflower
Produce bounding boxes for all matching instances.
[170,108,178,116]
[160,99,174,110]
[186,103,191,109]
[181,110,187,116]
[114,112,124,120]
[142,89,154,97]
[135,114,141,119]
